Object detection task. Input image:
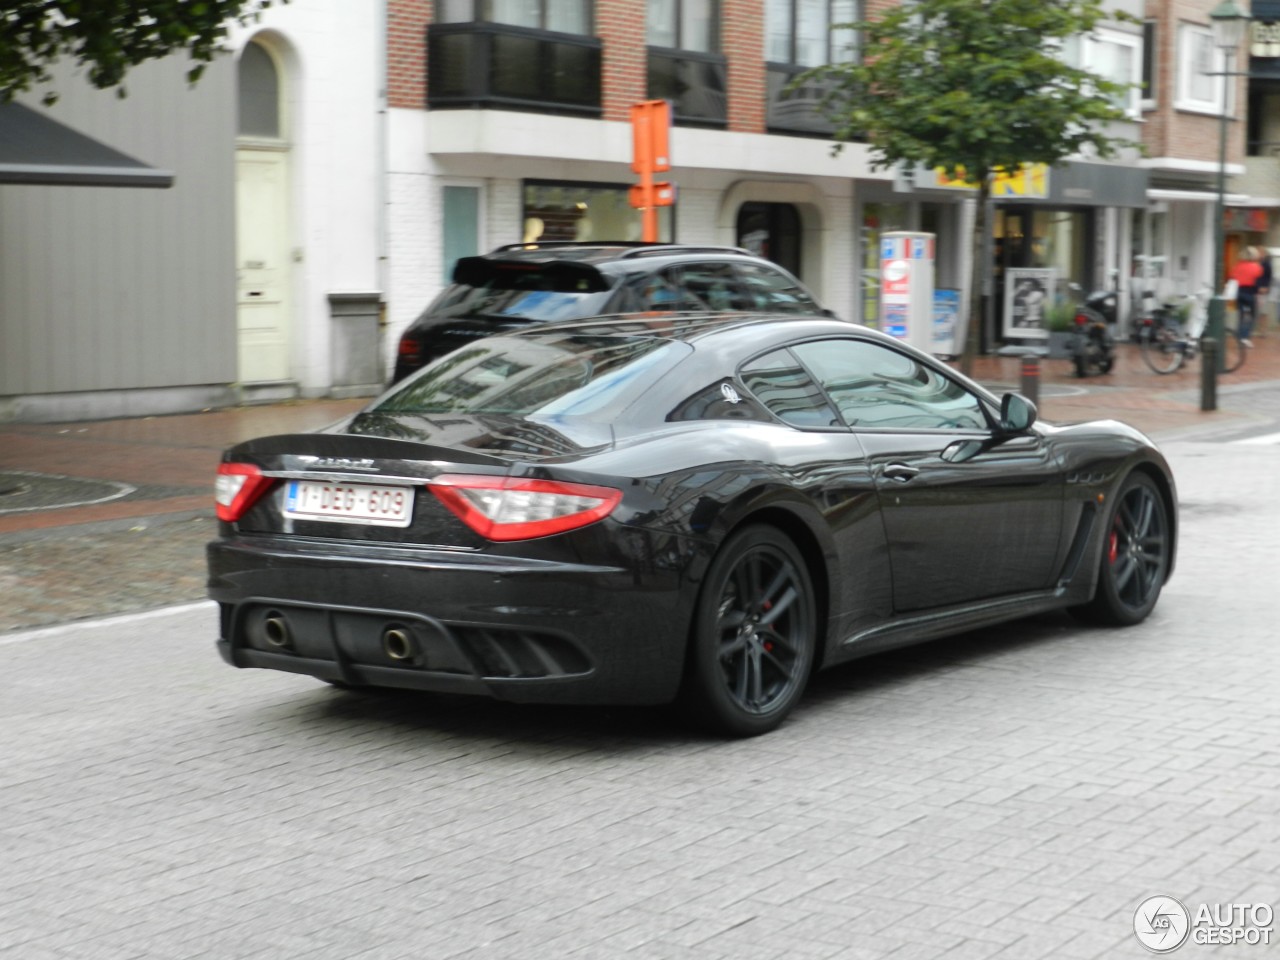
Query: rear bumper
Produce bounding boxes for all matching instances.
[207,535,693,705]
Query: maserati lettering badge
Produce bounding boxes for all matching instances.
[310,457,378,471]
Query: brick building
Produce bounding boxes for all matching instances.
[381,0,1154,359]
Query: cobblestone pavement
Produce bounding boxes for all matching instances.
[1,440,1277,959]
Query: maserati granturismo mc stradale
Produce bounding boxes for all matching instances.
[208,314,1177,736]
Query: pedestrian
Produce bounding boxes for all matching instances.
[1256,247,1272,338]
[1230,247,1263,347]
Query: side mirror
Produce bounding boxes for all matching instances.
[999,393,1037,433]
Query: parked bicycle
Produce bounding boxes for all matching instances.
[1139,287,1246,375]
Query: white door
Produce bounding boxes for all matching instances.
[236,149,291,383]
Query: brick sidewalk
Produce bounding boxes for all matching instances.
[2,338,1278,540]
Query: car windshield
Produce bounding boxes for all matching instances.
[426,261,617,322]
[373,334,690,421]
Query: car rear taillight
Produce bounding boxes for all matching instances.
[397,335,422,361]
[429,475,622,542]
[215,463,275,522]
[1074,312,1089,327]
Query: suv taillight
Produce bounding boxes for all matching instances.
[397,335,422,361]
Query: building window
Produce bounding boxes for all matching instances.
[1142,20,1156,108]
[436,0,592,34]
[428,2,602,114]
[238,41,280,139]
[1063,27,1142,119]
[647,0,718,53]
[766,0,858,68]
[764,1,858,134]
[647,0,726,125]
[1176,23,1230,116]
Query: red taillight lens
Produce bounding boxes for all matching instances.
[1073,312,1089,327]
[215,463,274,522]
[429,475,622,542]
[397,336,422,360]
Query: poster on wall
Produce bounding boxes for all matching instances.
[932,288,962,357]
[1003,268,1055,339]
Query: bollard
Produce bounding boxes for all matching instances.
[1200,337,1217,412]
[1020,354,1041,409]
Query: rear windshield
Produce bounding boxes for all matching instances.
[424,259,618,322]
[374,334,690,421]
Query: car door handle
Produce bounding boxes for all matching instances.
[883,463,920,482]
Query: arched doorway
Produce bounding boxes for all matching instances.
[736,202,802,278]
[236,38,292,385]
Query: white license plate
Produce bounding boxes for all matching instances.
[284,480,414,527]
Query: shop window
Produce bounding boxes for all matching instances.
[860,201,908,328]
[443,186,481,279]
[522,180,673,244]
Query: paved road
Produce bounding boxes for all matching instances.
[2,440,1278,960]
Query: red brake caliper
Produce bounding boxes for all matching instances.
[1108,530,1119,565]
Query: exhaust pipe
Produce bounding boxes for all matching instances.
[262,612,292,649]
[382,626,417,662]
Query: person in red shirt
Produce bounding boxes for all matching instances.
[1231,248,1263,346]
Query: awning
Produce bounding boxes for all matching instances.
[0,102,173,188]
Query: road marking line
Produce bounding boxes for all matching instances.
[1234,431,1280,446]
[0,600,215,646]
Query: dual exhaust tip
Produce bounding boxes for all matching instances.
[260,611,418,662]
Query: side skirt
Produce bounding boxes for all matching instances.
[830,589,1073,664]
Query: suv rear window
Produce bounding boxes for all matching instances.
[427,258,618,323]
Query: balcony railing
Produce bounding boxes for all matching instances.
[427,22,602,116]
[765,63,841,136]
[647,48,727,127]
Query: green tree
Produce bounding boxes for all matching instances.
[803,0,1139,373]
[1,1,284,104]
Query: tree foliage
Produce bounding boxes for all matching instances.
[801,0,1142,370]
[807,0,1139,180]
[0,1,283,104]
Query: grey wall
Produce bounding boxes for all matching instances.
[1,56,237,397]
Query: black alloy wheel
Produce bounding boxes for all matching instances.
[1074,472,1170,626]
[681,525,816,737]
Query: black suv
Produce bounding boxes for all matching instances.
[391,242,829,383]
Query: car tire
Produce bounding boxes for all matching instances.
[679,525,816,737]
[1072,472,1170,626]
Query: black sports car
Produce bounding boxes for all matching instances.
[208,314,1177,736]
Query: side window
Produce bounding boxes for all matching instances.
[790,339,989,430]
[740,349,840,428]
[735,262,819,313]
[618,269,707,312]
[678,262,751,311]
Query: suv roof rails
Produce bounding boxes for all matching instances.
[487,241,753,259]
[617,245,753,259]
[489,241,653,253]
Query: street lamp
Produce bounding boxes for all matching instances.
[1208,0,1250,373]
